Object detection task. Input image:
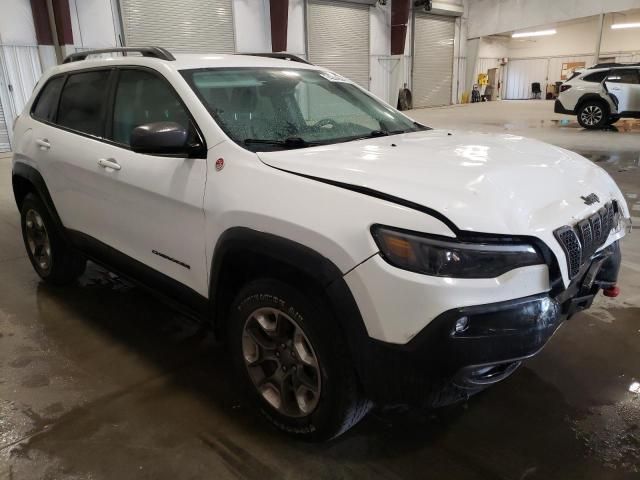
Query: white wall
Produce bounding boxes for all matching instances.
[369,2,391,102]
[478,36,509,58]
[467,0,640,38]
[0,0,42,147]
[475,9,640,97]
[603,10,640,53]
[233,0,272,52]
[0,0,38,45]
[68,0,122,49]
[288,0,306,57]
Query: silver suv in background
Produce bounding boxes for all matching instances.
[555,63,640,129]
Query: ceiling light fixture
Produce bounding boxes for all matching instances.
[611,22,640,30]
[512,29,557,38]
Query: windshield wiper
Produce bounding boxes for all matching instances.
[353,129,408,141]
[244,137,321,149]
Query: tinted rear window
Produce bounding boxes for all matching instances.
[57,70,111,137]
[582,71,609,82]
[32,76,65,122]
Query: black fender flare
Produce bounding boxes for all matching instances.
[12,162,67,239]
[208,227,372,381]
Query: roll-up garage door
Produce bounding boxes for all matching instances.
[0,100,9,153]
[307,0,370,89]
[412,13,454,108]
[120,0,235,53]
[504,59,549,99]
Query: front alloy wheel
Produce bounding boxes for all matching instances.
[242,307,321,417]
[229,279,370,440]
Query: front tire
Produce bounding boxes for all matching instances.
[577,101,608,129]
[228,279,370,441]
[20,193,86,285]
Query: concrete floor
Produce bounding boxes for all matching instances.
[1,100,640,479]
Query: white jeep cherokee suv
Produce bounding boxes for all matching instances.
[12,47,631,440]
[556,63,640,129]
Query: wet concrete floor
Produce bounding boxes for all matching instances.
[1,107,640,479]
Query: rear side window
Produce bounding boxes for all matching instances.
[110,69,190,146]
[32,77,65,122]
[606,69,640,84]
[57,70,111,137]
[582,71,609,83]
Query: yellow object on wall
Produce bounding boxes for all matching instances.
[477,73,488,86]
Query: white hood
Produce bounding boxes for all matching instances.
[258,130,628,237]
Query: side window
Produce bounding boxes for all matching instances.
[32,76,65,122]
[582,71,609,83]
[57,70,111,137]
[111,69,190,146]
[606,69,640,85]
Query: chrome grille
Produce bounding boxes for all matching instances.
[554,201,617,279]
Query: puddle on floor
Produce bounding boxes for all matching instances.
[485,118,640,132]
[574,150,640,170]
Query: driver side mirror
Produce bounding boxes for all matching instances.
[130,121,191,155]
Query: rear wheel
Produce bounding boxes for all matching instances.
[228,279,370,441]
[577,101,608,129]
[20,193,86,285]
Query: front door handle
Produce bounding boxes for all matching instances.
[36,138,50,150]
[97,158,121,171]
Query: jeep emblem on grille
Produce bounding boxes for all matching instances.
[581,193,600,205]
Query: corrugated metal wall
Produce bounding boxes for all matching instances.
[504,58,548,99]
[307,0,370,89]
[0,45,43,152]
[0,99,9,153]
[119,0,235,53]
[412,13,454,108]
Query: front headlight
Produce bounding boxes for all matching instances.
[371,225,545,279]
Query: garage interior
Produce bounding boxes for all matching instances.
[1,0,640,478]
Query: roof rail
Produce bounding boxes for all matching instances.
[240,53,312,65]
[63,47,175,64]
[588,62,640,69]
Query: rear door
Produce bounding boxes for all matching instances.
[605,69,640,114]
[32,69,117,237]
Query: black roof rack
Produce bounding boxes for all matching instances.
[63,47,175,64]
[588,62,640,69]
[240,53,312,65]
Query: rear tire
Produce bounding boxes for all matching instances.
[577,101,609,129]
[228,279,370,441]
[20,193,86,285]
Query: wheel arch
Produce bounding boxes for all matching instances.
[575,93,612,115]
[208,227,370,374]
[12,163,67,238]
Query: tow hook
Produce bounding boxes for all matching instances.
[603,285,620,298]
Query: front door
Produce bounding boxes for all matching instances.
[93,67,209,296]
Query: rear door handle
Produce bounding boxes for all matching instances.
[36,138,50,150]
[97,158,121,171]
